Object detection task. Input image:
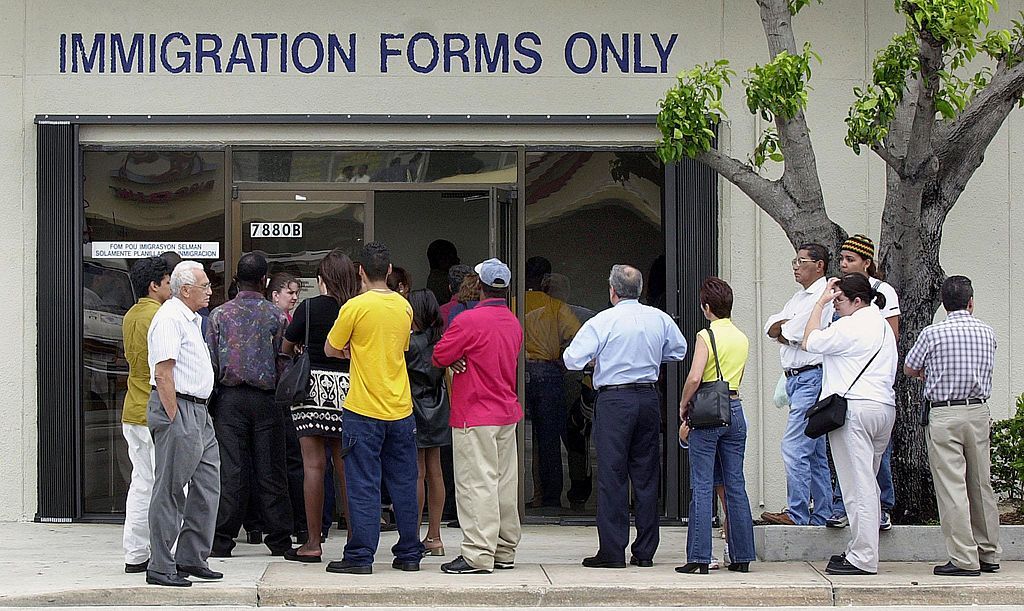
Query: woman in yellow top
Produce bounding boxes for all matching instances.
[676,277,755,574]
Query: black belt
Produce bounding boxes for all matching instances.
[598,382,656,392]
[785,364,822,378]
[926,398,985,409]
[152,386,210,405]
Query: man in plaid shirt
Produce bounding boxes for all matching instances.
[905,276,1000,578]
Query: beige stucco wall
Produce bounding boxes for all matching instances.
[2,0,1022,520]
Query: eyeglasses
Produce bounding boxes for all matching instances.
[185,282,213,293]
[791,257,816,267]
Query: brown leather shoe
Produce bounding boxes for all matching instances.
[760,511,796,525]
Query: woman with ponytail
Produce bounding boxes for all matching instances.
[800,274,898,576]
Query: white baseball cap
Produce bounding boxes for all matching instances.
[474,258,511,288]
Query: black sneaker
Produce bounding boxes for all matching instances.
[441,555,492,574]
[246,530,263,544]
[125,560,149,574]
[981,561,1000,573]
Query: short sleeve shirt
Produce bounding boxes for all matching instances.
[326,290,413,421]
[905,310,995,402]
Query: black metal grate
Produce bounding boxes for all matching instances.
[36,122,81,521]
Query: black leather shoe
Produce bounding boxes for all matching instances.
[727,562,750,573]
[246,530,263,544]
[933,561,981,577]
[582,555,626,569]
[283,547,322,563]
[208,548,232,558]
[392,558,420,571]
[294,530,309,545]
[125,560,149,574]
[176,565,223,580]
[629,556,653,567]
[981,561,1000,573]
[825,558,875,575]
[146,570,191,587]
[326,559,372,574]
[441,555,492,574]
[446,519,461,528]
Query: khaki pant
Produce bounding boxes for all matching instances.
[827,399,895,573]
[926,403,1001,570]
[453,424,521,570]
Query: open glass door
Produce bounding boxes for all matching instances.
[233,188,372,301]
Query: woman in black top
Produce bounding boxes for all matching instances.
[281,249,359,562]
[406,289,451,556]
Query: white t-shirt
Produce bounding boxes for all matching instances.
[804,305,897,406]
[872,279,900,319]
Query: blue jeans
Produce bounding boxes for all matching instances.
[686,400,755,564]
[341,410,423,565]
[782,367,833,525]
[526,362,567,507]
[831,440,894,517]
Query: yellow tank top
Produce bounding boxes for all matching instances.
[697,318,749,391]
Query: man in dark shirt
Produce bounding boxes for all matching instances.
[206,252,293,557]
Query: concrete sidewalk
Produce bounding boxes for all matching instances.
[1,523,1022,607]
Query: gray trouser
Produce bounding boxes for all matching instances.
[147,391,221,576]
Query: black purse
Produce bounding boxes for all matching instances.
[688,328,732,429]
[275,300,312,409]
[804,324,886,438]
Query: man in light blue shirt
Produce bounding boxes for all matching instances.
[564,265,687,568]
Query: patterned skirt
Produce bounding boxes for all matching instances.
[291,368,349,438]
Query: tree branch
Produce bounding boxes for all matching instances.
[757,0,826,210]
[936,56,1024,162]
[903,35,944,179]
[696,147,786,220]
[872,142,903,172]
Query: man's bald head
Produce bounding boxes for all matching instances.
[609,265,643,300]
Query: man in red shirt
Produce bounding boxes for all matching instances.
[432,258,523,575]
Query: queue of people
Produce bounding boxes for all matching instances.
[118,234,1001,585]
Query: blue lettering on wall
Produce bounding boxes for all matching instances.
[292,32,324,74]
[653,33,678,72]
[327,33,356,72]
[195,33,222,73]
[380,33,404,72]
[56,30,677,77]
[475,33,509,73]
[251,33,278,73]
[513,32,542,74]
[601,33,628,73]
[160,32,190,73]
[444,33,470,73]
[71,33,105,73]
[408,32,439,74]
[564,32,596,74]
[110,33,144,73]
[226,33,255,73]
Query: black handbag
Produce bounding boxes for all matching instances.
[804,324,886,438]
[688,328,732,429]
[275,300,311,409]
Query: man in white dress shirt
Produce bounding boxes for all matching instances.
[761,244,834,526]
[146,261,222,587]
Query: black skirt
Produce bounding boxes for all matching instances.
[291,368,348,438]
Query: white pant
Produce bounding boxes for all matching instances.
[122,423,155,564]
[827,399,895,573]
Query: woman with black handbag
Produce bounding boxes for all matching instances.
[281,250,360,563]
[802,274,897,576]
[676,278,755,575]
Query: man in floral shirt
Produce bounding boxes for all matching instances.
[206,252,292,558]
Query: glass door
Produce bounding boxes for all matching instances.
[233,188,372,301]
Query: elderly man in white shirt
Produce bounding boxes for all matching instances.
[146,261,222,587]
[760,244,834,526]
[803,274,898,576]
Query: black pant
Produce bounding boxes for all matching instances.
[211,384,293,555]
[282,407,307,535]
[593,386,661,562]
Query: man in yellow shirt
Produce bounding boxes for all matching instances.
[120,256,172,574]
[323,242,424,574]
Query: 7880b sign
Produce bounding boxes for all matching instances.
[250,222,302,238]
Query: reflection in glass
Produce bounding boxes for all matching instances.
[81,150,226,514]
[232,150,517,184]
[524,151,665,520]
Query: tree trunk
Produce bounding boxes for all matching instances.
[879,182,946,524]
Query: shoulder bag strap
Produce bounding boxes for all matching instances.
[303,299,310,347]
[842,322,886,397]
[705,327,724,382]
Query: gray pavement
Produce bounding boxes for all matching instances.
[1,523,1023,607]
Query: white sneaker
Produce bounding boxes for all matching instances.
[709,556,721,570]
[723,544,730,565]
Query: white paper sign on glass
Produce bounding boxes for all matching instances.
[250,222,303,238]
[90,241,221,259]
